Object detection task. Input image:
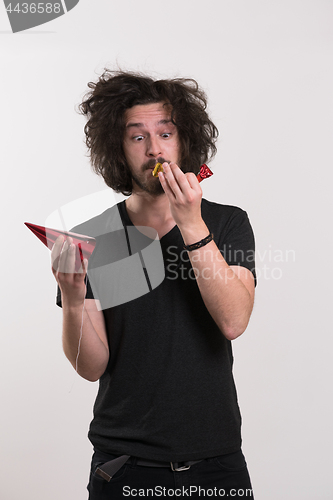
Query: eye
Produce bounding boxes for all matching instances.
[133,135,144,141]
[161,133,171,139]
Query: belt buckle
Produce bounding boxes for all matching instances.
[170,462,190,472]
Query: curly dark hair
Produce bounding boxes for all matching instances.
[79,70,219,195]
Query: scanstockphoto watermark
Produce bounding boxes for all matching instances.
[3,0,80,33]
[166,244,296,281]
[123,485,253,497]
[252,244,296,281]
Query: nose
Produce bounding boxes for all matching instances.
[146,136,162,158]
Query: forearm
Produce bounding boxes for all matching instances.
[181,222,254,340]
[62,303,109,382]
[158,163,254,339]
[51,236,109,381]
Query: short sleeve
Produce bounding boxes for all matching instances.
[218,209,257,286]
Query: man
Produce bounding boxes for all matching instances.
[52,71,256,499]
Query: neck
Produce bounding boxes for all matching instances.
[126,191,171,220]
[125,192,175,237]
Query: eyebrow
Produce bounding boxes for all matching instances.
[126,119,173,129]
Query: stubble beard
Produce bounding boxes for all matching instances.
[131,157,169,196]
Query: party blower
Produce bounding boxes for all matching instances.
[24,223,96,272]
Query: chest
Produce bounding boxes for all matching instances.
[130,216,177,240]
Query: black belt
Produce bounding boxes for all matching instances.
[96,455,203,482]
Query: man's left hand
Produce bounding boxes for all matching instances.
[158,162,203,231]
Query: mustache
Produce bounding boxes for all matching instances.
[143,158,169,171]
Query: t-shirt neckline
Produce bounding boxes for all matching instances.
[118,200,179,243]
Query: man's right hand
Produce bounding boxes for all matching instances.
[51,235,88,309]
[51,235,109,382]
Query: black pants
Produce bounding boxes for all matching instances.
[87,449,254,499]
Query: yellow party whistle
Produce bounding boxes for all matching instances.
[152,163,164,177]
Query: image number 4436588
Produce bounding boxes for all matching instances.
[3,1,80,32]
[6,2,62,14]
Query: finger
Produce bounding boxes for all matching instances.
[162,162,185,199]
[57,237,69,274]
[58,238,76,274]
[169,163,197,196]
[158,169,176,200]
[51,235,65,273]
[75,258,88,277]
[185,172,202,194]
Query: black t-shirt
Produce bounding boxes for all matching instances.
[57,199,256,461]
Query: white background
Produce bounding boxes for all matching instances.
[1,1,332,499]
